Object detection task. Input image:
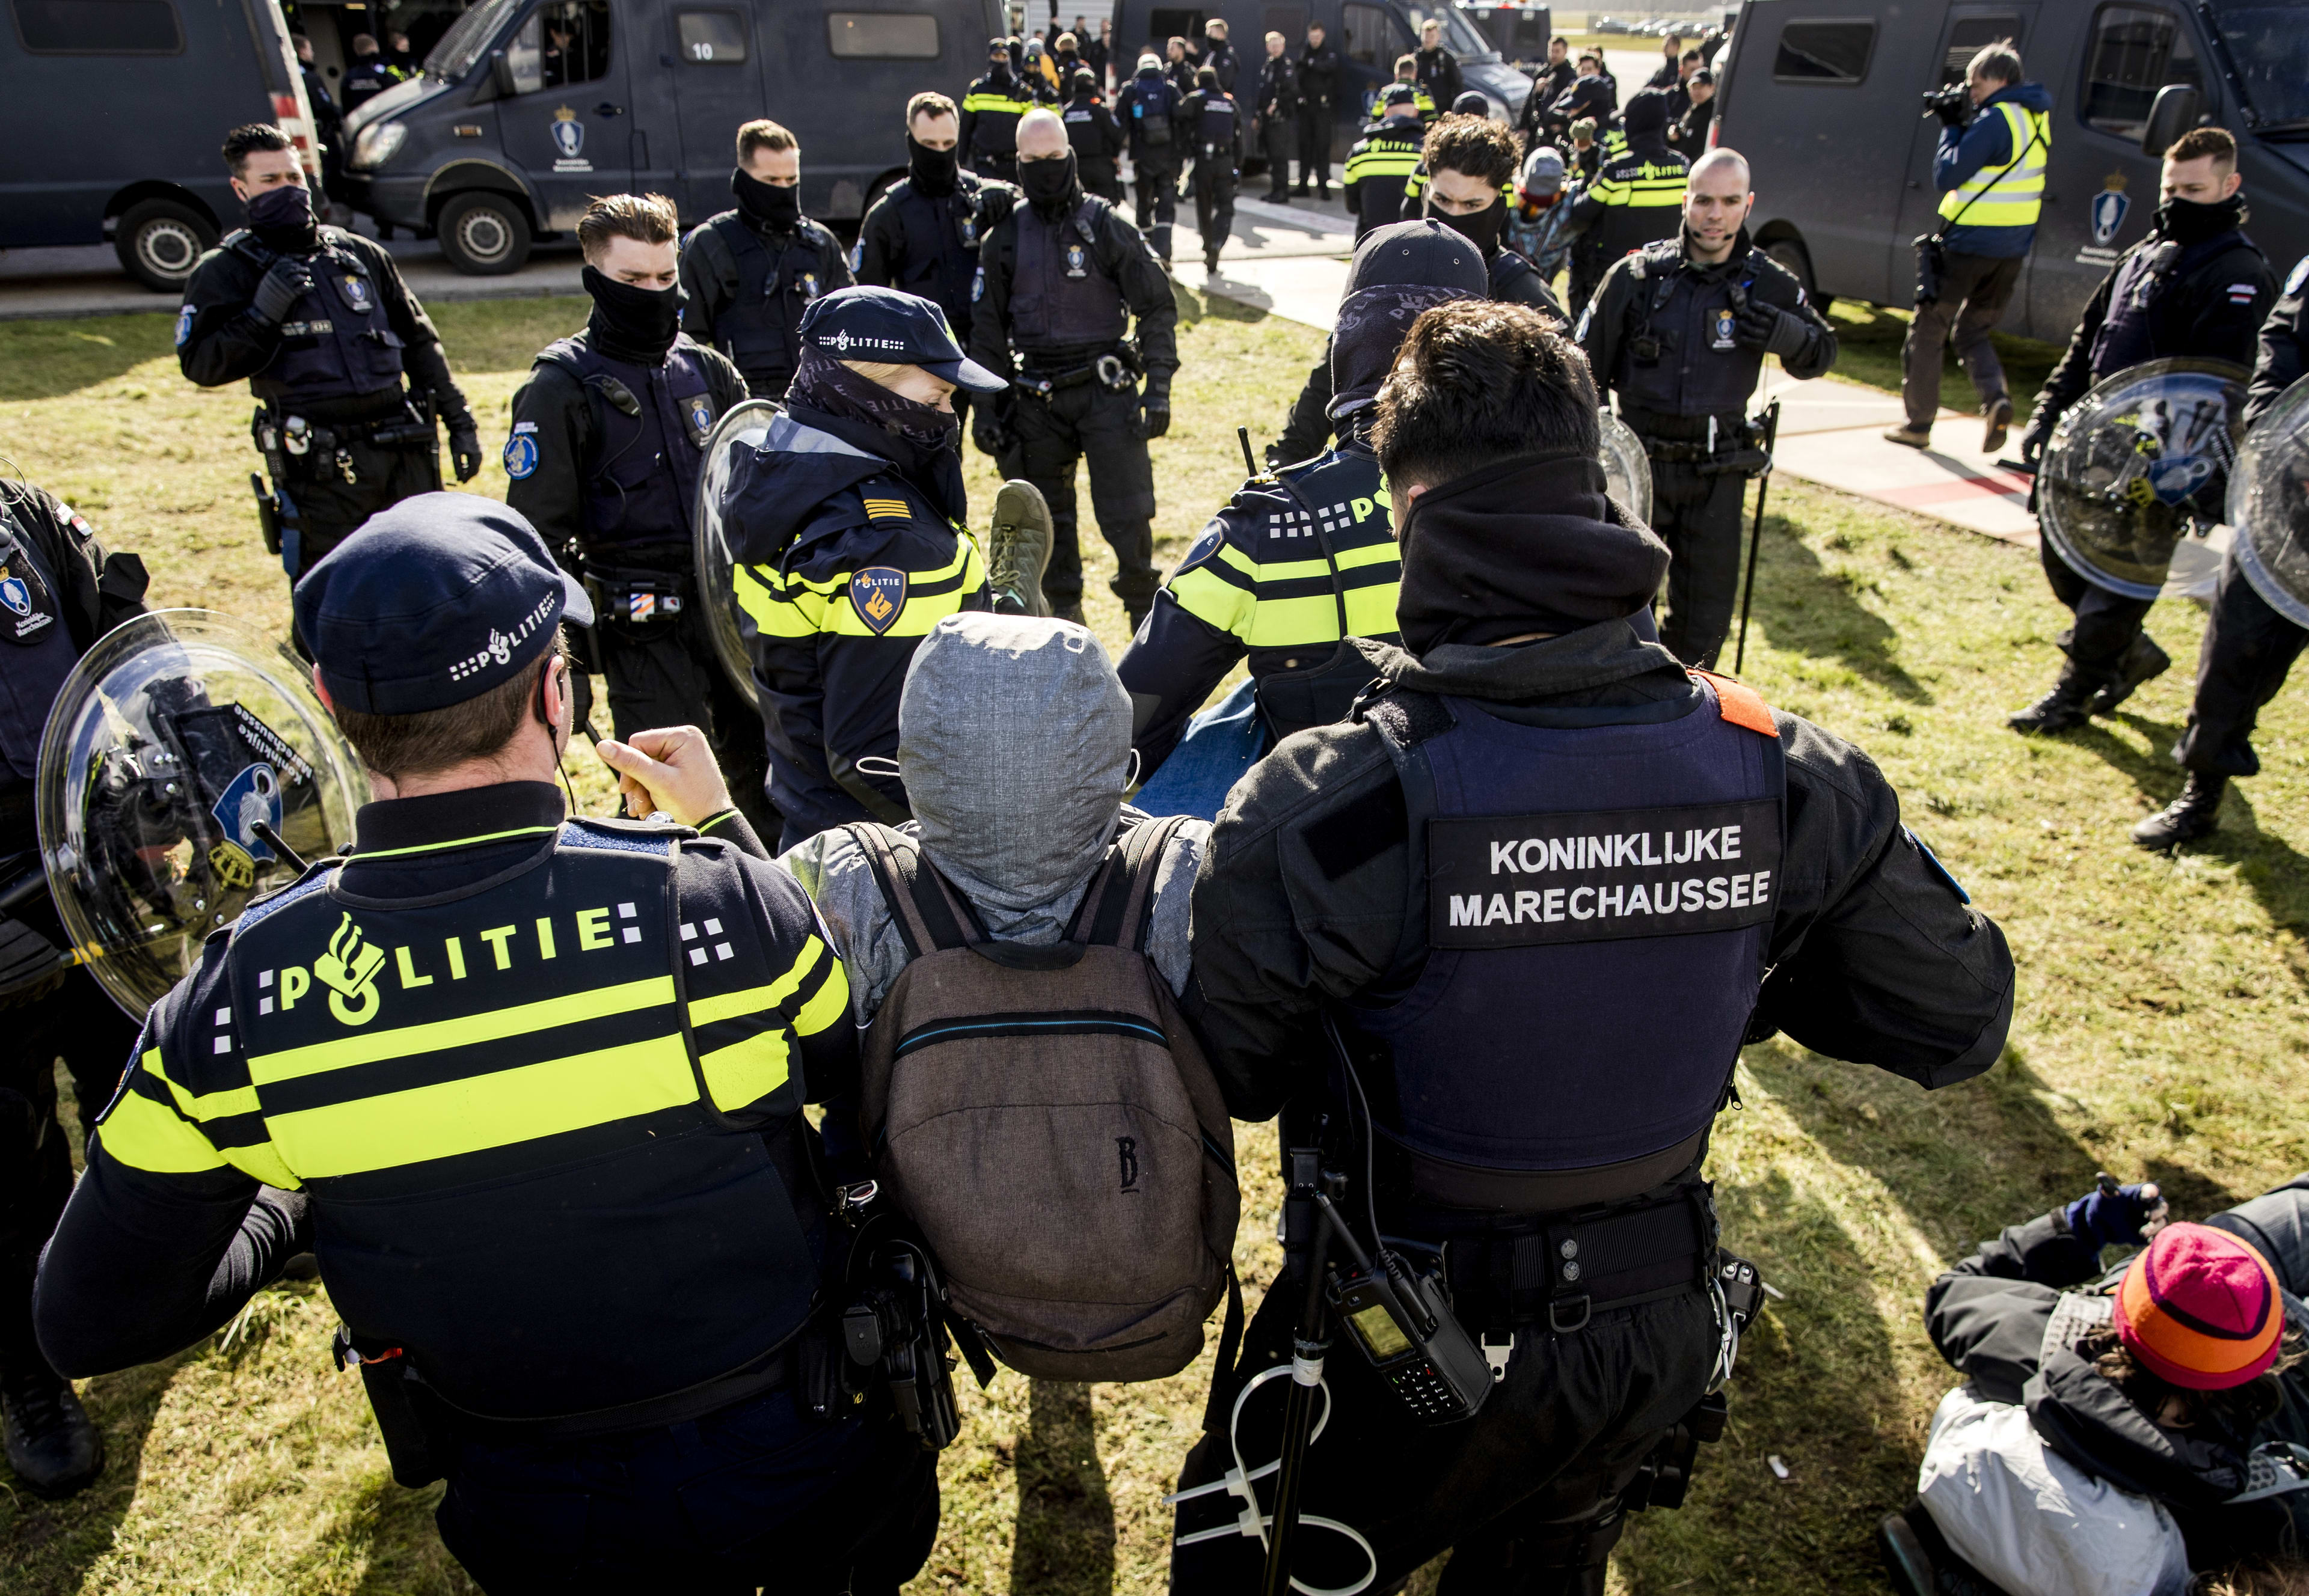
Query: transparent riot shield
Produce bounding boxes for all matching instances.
[1600,409,1654,526]
[2041,358,2248,600]
[693,398,781,712]
[2227,373,2309,629]
[36,610,366,1019]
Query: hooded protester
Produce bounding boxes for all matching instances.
[717,286,1054,847]
[679,120,855,400]
[1881,1177,2309,1596]
[1170,299,2014,1595]
[1121,221,1488,814]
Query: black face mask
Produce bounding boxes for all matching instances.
[1432,195,1506,258]
[1020,150,1080,215]
[732,167,800,231]
[987,59,1011,84]
[583,265,681,361]
[907,136,960,197]
[2157,190,2247,245]
[245,182,317,254]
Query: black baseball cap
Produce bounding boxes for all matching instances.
[293,492,592,717]
[799,284,1008,393]
[1346,219,1489,298]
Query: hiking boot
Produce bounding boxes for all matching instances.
[2088,633,2170,717]
[2007,673,2093,735]
[986,480,1053,618]
[1205,246,1222,274]
[2,1363,103,1499]
[1982,394,2014,454]
[2132,774,2226,851]
[1294,182,1310,198]
[1883,424,1933,450]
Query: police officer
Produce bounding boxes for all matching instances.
[679,119,854,403]
[179,124,480,617]
[1544,51,1616,140]
[339,32,400,117]
[1344,85,1427,240]
[1255,31,1299,204]
[2133,252,2309,849]
[504,194,774,841]
[291,34,346,209]
[961,35,1041,183]
[1200,17,1240,95]
[1117,53,1184,264]
[0,479,144,1501]
[854,90,1019,433]
[2008,127,2277,735]
[1412,15,1464,112]
[1580,148,1838,669]
[1181,66,1242,276]
[1295,22,1341,199]
[969,109,1179,627]
[1560,88,1689,314]
[1171,300,2013,1595]
[1061,69,1125,201]
[31,494,941,1592]
[1119,222,1488,781]
[1374,54,1438,126]
[1518,35,1577,143]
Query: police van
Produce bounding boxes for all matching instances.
[340,0,1002,275]
[1709,0,2309,343]
[0,0,320,291]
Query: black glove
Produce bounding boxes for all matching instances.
[972,406,1014,459]
[1734,299,1815,362]
[0,914,66,1007]
[1139,384,1172,440]
[2019,416,2052,469]
[2064,1179,2168,1250]
[447,418,482,483]
[250,258,314,325]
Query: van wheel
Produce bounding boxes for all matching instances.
[437,192,532,275]
[1764,237,1832,316]
[114,200,218,293]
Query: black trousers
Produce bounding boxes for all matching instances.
[2039,537,2157,693]
[1296,107,1332,190]
[1261,117,1296,198]
[1648,455,1751,670]
[1001,379,1160,615]
[437,1387,939,1595]
[271,433,443,583]
[1903,251,2021,432]
[2173,543,2309,777]
[1170,1278,1717,1594]
[1193,167,1238,259]
[590,601,778,840]
[1135,159,1180,261]
[1081,162,1123,203]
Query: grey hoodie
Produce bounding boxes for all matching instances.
[780,613,1207,1025]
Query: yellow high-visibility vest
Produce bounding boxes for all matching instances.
[1938,101,2048,230]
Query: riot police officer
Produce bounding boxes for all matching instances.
[179,124,480,614]
[504,193,774,840]
[1560,89,1689,314]
[969,109,1179,626]
[1060,69,1125,201]
[1295,22,1342,198]
[1255,31,1299,203]
[1580,147,1838,669]
[679,119,854,402]
[961,34,1041,183]
[1181,66,1242,275]
[1170,299,2014,1595]
[32,493,941,1592]
[1343,85,1426,240]
[854,91,1019,430]
[0,478,144,1500]
[1116,53,1183,264]
[2008,127,2277,735]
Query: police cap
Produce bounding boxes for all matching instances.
[1346,219,1489,298]
[293,492,593,717]
[799,284,1009,393]
[1451,90,1490,116]
[1379,83,1421,112]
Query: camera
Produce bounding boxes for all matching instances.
[1921,82,1972,124]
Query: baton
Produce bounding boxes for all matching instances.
[1260,1153,1337,1596]
[1732,397,1783,676]
[1240,424,1260,480]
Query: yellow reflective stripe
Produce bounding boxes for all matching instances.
[265,1035,697,1178]
[735,561,823,640]
[355,825,562,860]
[815,542,984,639]
[1170,565,1256,640]
[244,975,677,1086]
[698,1030,791,1110]
[1939,104,2047,225]
[1239,583,1401,647]
[96,1086,228,1174]
[1246,542,1398,584]
[1346,150,1421,178]
[686,937,827,1028]
[146,1048,260,1123]
[222,1139,302,1190]
[963,93,1022,114]
[794,956,849,1036]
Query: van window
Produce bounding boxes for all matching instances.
[827,13,940,58]
[678,11,746,64]
[11,0,180,54]
[1934,17,2027,88]
[2082,5,2204,138]
[1150,10,1209,49]
[1342,3,1399,67]
[2204,1,2309,126]
[1772,20,1875,84]
[507,0,610,93]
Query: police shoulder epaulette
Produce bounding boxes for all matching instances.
[1691,670,1780,738]
[561,815,690,851]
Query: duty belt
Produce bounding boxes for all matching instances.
[1440,1184,1713,1333]
[1630,417,1771,476]
[257,397,436,460]
[1017,347,1139,397]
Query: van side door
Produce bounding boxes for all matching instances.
[659,6,769,219]
[1893,5,2038,302]
[1740,8,1901,306]
[493,0,636,231]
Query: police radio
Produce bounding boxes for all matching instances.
[1314,1193,1494,1423]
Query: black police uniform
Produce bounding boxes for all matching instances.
[0,483,145,1497]
[1343,114,1426,239]
[1545,72,1616,139]
[2014,200,2277,726]
[1561,111,1687,315]
[1171,478,2014,1594]
[961,58,1041,183]
[1063,88,1127,201]
[1256,50,1300,201]
[339,51,399,116]
[1519,59,1578,142]
[679,203,854,402]
[1414,43,1464,111]
[968,177,1180,623]
[178,215,476,596]
[1117,63,1184,262]
[1580,229,1839,668]
[1296,38,1342,195]
[1182,85,1243,272]
[853,159,1017,435]
[503,322,775,840]
[1201,37,1241,94]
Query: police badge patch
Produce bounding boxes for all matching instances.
[0,554,56,643]
[849,567,908,635]
[503,433,539,480]
[1710,307,1737,350]
[175,304,195,347]
[1064,242,1088,278]
[687,395,715,443]
[799,271,820,301]
[339,273,373,313]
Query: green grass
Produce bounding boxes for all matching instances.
[4,292,2306,1595]
[1819,297,2065,424]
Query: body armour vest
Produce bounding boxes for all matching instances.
[1614,243,1769,420]
[541,333,717,557]
[232,230,406,404]
[220,821,823,1421]
[1194,94,1239,155]
[1350,677,1783,1194]
[1012,201,1129,352]
[0,507,80,781]
[2088,231,2256,381]
[707,213,829,395]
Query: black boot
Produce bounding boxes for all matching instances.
[2007,671,2094,735]
[2088,632,2171,717]
[2,1362,104,1499]
[2132,773,2227,851]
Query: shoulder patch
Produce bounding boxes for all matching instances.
[849,567,908,634]
[503,433,539,480]
[861,496,912,524]
[1693,670,1779,738]
[1175,519,1227,575]
[174,304,195,347]
[2287,255,2309,298]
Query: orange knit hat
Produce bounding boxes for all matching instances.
[2112,1223,2284,1392]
